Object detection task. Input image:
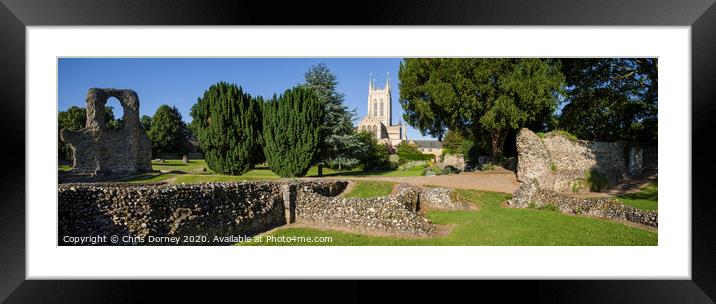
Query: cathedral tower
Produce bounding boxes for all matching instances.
[367,73,392,125]
[358,72,407,145]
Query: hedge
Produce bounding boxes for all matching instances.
[398,152,435,162]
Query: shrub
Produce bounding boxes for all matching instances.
[585,169,609,192]
[503,156,517,171]
[399,152,435,162]
[388,154,401,169]
[395,141,420,154]
[550,163,557,172]
[262,86,324,177]
[442,165,460,175]
[356,131,391,170]
[400,160,428,170]
[191,82,263,175]
[480,162,496,171]
[372,143,393,170]
[553,129,578,140]
[422,166,442,176]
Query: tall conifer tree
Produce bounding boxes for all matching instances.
[190,82,263,175]
[262,86,324,177]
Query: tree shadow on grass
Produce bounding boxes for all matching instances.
[319,170,394,177]
[617,183,658,201]
[152,163,189,167]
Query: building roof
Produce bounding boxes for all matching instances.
[410,140,442,149]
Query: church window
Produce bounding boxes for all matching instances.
[373,101,377,116]
[380,102,384,117]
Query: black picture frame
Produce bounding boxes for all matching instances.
[1,0,714,302]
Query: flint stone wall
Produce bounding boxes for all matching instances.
[58,180,438,245]
[507,181,657,227]
[515,128,656,193]
[295,183,435,236]
[59,181,287,245]
[60,88,152,177]
[418,186,471,210]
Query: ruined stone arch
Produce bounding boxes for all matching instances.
[85,88,141,131]
[60,88,152,177]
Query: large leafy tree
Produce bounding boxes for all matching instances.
[441,129,465,154]
[303,63,366,171]
[399,58,564,157]
[355,130,390,170]
[262,86,324,177]
[147,105,188,155]
[58,106,87,161]
[395,141,419,154]
[140,115,152,134]
[190,82,263,175]
[559,58,657,143]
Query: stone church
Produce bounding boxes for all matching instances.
[357,73,408,146]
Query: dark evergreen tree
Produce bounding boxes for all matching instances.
[262,86,324,177]
[399,58,564,157]
[303,63,366,172]
[559,58,657,143]
[140,115,152,134]
[190,82,263,175]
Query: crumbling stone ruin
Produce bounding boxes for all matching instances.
[514,128,656,193]
[296,182,435,237]
[507,128,658,227]
[60,88,152,177]
[508,180,658,227]
[418,186,471,210]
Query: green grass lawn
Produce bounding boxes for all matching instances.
[122,173,178,183]
[151,159,212,173]
[321,166,424,177]
[343,181,395,198]
[616,182,658,211]
[240,189,657,246]
[59,159,424,182]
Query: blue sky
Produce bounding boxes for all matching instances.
[58,58,435,140]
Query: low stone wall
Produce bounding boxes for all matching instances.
[507,181,657,227]
[295,183,435,237]
[419,186,471,210]
[58,179,437,245]
[59,182,287,245]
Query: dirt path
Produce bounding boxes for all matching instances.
[333,171,518,194]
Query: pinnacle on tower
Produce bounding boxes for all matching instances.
[386,72,390,91]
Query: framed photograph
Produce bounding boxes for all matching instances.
[1,0,714,302]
